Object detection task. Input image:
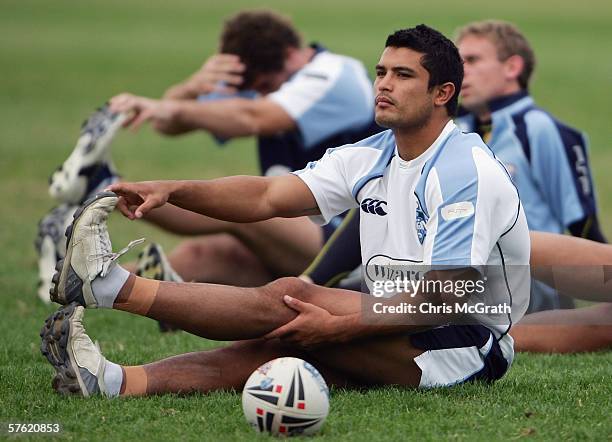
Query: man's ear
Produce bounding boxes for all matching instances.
[434,82,456,108]
[503,54,525,83]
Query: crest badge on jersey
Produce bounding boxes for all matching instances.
[415,198,428,244]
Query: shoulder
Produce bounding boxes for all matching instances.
[322,129,395,162]
[298,51,369,82]
[422,131,509,201]
[432,130,492,173]
[522,107,583,138]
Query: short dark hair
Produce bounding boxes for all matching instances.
[385,25,463,116]
[220,10,301,89]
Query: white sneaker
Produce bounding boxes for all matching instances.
[49,104,126,205]
[35,204,78,304]
[40,303,110,397]
[50,191,143,307]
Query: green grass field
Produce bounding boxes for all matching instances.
[1,0,611,440]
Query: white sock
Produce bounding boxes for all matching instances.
[103,360,123,398]
[91,264,130,308]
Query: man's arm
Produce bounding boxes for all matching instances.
[107,174,318,222]
[268,269,477,348]
[109,94,296,138]
[163,54,246,100]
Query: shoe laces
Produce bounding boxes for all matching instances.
[88,238,145,277]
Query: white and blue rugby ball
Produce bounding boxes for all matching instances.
[242,357,330,436]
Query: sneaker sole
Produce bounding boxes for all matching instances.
[50,191,117,306]
[49,105,125,204]
[39,303,88,396]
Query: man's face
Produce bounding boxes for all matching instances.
[373,47,436,130]
[458,35,510,112]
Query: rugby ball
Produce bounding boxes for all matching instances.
[242,357,330,436]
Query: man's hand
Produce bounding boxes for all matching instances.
[264,296,346,349]
[106,181,175,220]
[187,54,246,95]
[109,94,178,131]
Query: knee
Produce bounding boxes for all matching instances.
[260,277,315,304]
[174,234,241,262]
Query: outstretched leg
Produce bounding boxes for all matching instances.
[530,231,612,302]
[40,301,425,399]
[40,303,357,398]
[144,203,324,276]
[166,234,274,285]
[513,303,612,353]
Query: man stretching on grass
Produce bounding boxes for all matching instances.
[41,25,530,397]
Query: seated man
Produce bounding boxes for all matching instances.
[42,25,530,396]
[455,20,606,312]
[41,10,379,299]
[300,208,612,353]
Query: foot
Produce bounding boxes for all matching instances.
[34,204,78,304]
[50,191,143,308]
[49,104,126,205]
[136,243,183,332]
[40,303,110,397]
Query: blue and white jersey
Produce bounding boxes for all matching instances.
[455,91,603,241]
[198,44,380,177]
[261,44,377,176]
[294,121,531,339]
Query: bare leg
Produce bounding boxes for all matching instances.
[530,231,612,302]
[144,204,323,276]
[513,304,612,353]
[114,277,361,341]
[137,339,356,396]
[530,231,612,266]
[168,234,273,285]
[133,336,422,398]
[114,276,425,388]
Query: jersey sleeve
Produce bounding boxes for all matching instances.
[292,147,360,225]
[524,110,603,239]
[421,146,518,268]
[268,54,374,148]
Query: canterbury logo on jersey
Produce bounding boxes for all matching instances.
[360,198,388,216]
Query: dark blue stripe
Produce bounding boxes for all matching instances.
[511,109,534,163]
[553,119,596,216]
[351,144,395,203]
[488,90,529,113]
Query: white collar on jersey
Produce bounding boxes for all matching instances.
[395,120,457,169]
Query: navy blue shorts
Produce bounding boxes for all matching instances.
[409,324,512,388]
